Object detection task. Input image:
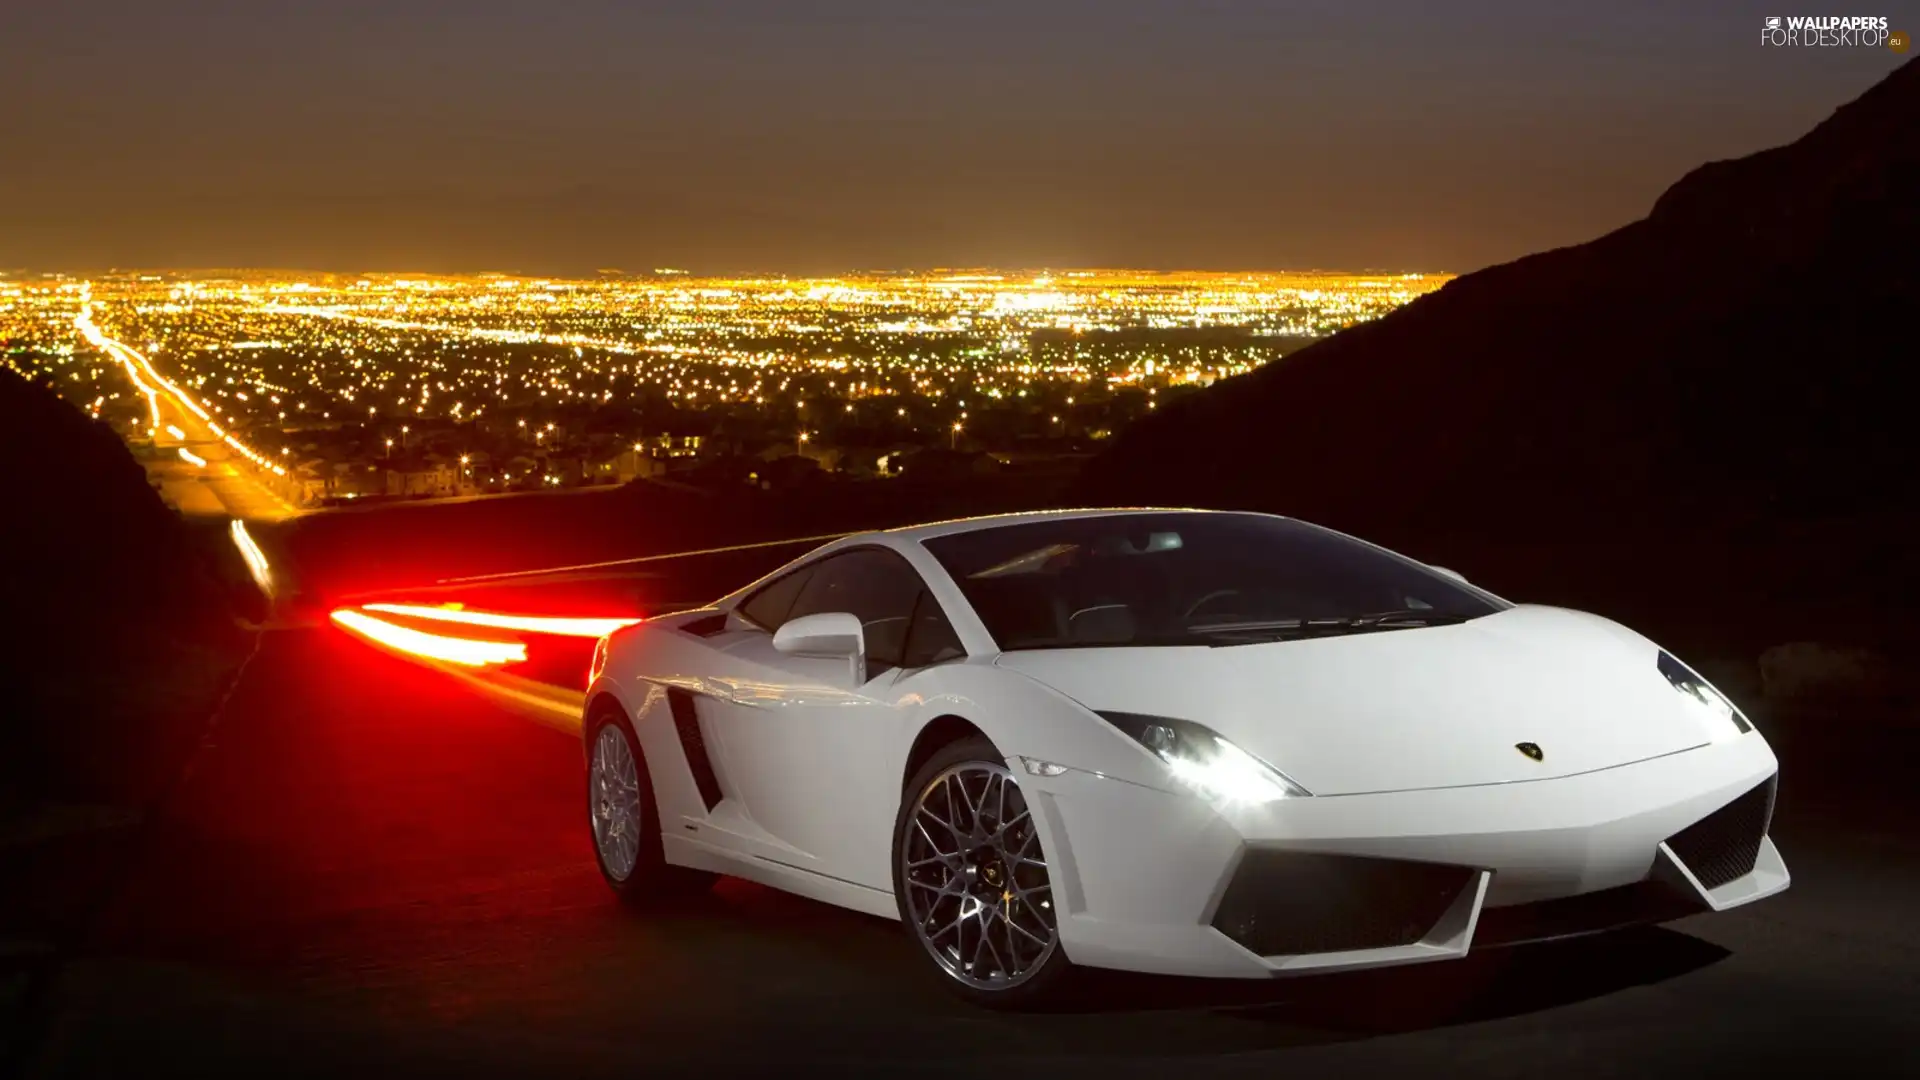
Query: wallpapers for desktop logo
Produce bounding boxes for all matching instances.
[1760,15,1902,48]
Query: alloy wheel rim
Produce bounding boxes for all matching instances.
[590,725,643,881]
[902,761,1057,990]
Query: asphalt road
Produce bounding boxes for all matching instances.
[146,398,302,523]
[16,626,1920,1079]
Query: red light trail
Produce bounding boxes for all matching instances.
[330,608,529,667]
[361,602,640,638]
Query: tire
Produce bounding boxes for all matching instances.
[585,705,716,906]
[892,734,1073,1008]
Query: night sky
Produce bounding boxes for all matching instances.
[3,1,1907,275]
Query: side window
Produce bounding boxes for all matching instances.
[737,566,813,632]
[902,590,966,669]
[786,549,923,677]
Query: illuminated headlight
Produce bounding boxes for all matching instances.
[1097,712,1311,804]
[1658,650,1753,739]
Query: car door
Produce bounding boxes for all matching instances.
[708,547,949,890]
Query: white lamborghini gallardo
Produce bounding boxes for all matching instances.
[581,509,1788,1006]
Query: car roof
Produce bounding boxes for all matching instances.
[869,506,1270,544]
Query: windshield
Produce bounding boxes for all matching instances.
[921,512,1507,651]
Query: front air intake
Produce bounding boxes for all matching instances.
[1664,774,1777,890]
[1474,880,1705,948]
[1209,850,1476,957]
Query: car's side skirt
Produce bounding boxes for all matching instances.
[663,833,901,921]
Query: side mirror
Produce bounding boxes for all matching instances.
[1429,565,1469,584]
[773,612,866,683]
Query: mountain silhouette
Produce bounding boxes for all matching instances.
[1074,59,1919,562]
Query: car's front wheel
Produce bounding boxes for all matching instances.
[586,707,715,905]
[893,735,1071,1007]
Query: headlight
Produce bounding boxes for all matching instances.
[1657,650,1752,738]
[1097,712,1311,803]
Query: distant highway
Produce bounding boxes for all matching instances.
[76,301,301,522]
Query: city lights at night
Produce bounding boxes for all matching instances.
[3,269,1445,507]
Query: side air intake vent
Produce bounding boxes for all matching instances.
[1210,851,1475,957]
[666,688,723,810]
[677,612,730,638]
[1665,774,1777,890]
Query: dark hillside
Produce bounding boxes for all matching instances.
[1073,60,1920,671]
[0,369,250,805]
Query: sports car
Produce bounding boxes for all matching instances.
[581,509,1788,1006]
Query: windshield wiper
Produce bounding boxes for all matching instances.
[1344,608,1475,628]
[1189,609,1474,645]
[1189,617,1350,635]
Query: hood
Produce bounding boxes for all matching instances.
[995,605,1729,796]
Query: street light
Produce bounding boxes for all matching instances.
[950,421,962,449]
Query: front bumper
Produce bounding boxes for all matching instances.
[1017,731,1787,979]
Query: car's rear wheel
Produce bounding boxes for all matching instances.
[586,707,715,905]
[893,735,1071,1007]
